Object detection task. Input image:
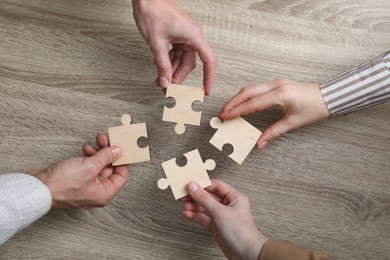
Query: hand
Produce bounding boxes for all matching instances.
[219,79,330,149]
[132,0,216,95]
[29,134,129,209]
[182,179,268,260]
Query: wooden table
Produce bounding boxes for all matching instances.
[0,1,389,259]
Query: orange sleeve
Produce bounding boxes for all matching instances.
[259,240,331,260]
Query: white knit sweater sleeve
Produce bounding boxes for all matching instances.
[0,173,52,245]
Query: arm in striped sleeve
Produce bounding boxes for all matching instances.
[320,51,390,115]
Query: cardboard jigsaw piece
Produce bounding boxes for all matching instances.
[108,114,150,166]
[209,117,261,165]
[157,149,216,199]
[162,84,205,134]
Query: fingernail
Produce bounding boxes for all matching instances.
[111,147,121,158]
[257,141,268,150]
[220,110,230,118]
[159,77,169,88]
[188,182,199,192]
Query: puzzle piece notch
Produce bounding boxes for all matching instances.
[158,149,215,200]
[175,122,186,135]
[108,114,150,166]
[162,84,205,135]
[209,117,262,165]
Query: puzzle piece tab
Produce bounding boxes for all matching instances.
[209,117,261,165]
[108,114,150,166]
[157,149,215,200]
[162,84,205,134]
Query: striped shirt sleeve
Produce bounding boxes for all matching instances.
[319,51,390,115]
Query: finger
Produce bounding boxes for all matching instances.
[183,201,206,213]
[205,179,240,203]
[256,116,297,149]
[154,77,159,87]
[183,210,211,230]
[83,144,97,157]
[186,182,222,216]
[170,47,184,74]
[96,133,109,149]
[151,42,172,88]
[172,50,196,84]
[98,166,114,178]
[195,42,216,96]
[85,146,122,176]
[169,49,175,62]
[100,164,129,198]
[222,89,283,120]
[219,81,283,119]
[180,192,223,205]
[155,51,175,75]
[179,195,193,203]
[154,48,176,66]
[155,77,168,95]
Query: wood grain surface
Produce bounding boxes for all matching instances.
[0,0,389,259]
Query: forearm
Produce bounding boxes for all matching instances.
[0,173,51,245]
[132,0,177,19]
[320,51,390,115]
[259,240,331,260]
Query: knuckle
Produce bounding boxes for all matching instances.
[274,78,289,86]
[266,125,282,140]
[240,86,252,95]
[276,84,293,100]
[247,98,259,111]
[95,158,106,172]
[240,193,251,207]
[157,61,171,71]
[193,25,204,37]
[148,38,162,53]
[240,192,249,202]
[96,197,111,207]
[196,190,210,202]
[208,54,217,66]
[190,61,196,70]
[84,160,98,174]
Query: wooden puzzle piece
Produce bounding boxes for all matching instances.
[162,84,205,134]
[157,149,216,200]
[209,117,262,165]
[108,114,150,166]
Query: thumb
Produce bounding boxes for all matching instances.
[86,146,122,173]
[187,182,221,216]
[152,45,172,88]
[257,118,294,150]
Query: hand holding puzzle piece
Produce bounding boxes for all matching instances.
[162,84,205,134]
[209,117,262,165]
[158,149,216,199]
[108,114,150,166]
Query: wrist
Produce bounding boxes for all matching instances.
[316,83,331,119]
[132,0,176,10]
[30,167,61,209]
[248,232,268,260]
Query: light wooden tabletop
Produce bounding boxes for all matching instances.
[0,0,389,259]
